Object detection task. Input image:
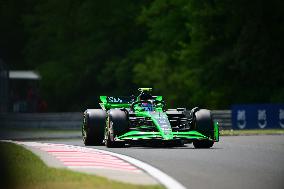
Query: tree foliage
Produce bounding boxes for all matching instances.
[1,0,283,111]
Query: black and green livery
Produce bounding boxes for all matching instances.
[82,88,219,148]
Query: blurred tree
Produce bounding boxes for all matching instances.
[134,0,284,109]
[1,0,283,111]
[0,0,34,69]
[23,0,147,111]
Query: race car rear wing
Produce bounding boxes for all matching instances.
[99,96,135,110]
[99,95,163,110]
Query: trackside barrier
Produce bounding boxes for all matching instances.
[211,110,232,130]
[0,112,82,129]
[0,111,232,130]
[232,104,284,130]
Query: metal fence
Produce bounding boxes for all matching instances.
[0,112,82,129]
[0,110,232,130]
[211,110,232,130]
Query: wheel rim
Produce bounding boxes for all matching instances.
[82,127,87,142]
[82,113,88,143]
[105,131,112,147]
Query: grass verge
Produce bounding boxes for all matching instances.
[220,129,284,136]
[0,142,163,189]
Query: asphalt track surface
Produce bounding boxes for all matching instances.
[46,135,284,189]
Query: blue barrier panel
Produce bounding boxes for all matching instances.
[232,104,284,130]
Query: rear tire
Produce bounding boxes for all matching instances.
[105,109,128,148]
[82,109,106,146]
[193,140,214,148]
[193,109,215,148]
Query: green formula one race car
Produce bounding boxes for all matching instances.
[82,88,219,148]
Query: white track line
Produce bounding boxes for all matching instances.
[11,141,186,189]
[88,148,187,189]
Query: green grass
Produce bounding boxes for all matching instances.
[0,142,163,189]
[220,129,284,136]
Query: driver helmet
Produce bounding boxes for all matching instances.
[139,92,153,101]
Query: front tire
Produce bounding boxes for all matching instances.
[82,109,106,146]
[105,109,128,148]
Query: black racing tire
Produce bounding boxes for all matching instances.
[193,140,214,148]
[82,109,106,146]
[193,109,215,148]
[105,109,128,148]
